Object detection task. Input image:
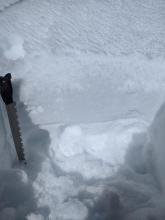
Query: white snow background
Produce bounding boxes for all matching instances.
[0,0,165,219]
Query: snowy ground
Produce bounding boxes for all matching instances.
[0,0,165,220]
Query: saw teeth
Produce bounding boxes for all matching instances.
[5,102,26,162]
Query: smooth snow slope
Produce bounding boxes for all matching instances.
[0,0,165,220]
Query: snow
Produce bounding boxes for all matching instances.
[0,0,20,12]
[54,120,146,179]
[26,213,44,220]
[3,34,25,60]
[0,0,165,220]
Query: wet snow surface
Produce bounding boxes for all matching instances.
[0,0,165,219]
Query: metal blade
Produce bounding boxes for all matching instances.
[5,102,26,162]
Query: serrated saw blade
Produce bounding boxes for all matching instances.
[6,102,26,162]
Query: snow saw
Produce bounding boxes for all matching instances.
[0,73,26,163]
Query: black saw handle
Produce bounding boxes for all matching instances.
[0,73,13,105]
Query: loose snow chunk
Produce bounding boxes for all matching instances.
[59,126,84,157]
[54,119,146,179]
